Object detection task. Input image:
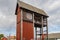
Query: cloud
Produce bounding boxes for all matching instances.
[49,31,60,34]
[37,0,60,12]
[0,0,17,35]
[48,0,60,10]
[0,12,16,35]
[48,10,60,33]
[0,0,60,36]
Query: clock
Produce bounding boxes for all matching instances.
[23,11,33,21]
[26,13,33,20]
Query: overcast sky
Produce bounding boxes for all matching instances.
[0,0,60,36]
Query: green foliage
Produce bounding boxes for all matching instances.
[0,34,4,40]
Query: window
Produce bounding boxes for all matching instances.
[23,10,33,22]
[26,12,32,20]
[43,17,47,25]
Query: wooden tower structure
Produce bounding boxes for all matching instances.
[15,0,49,40]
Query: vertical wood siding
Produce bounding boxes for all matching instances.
[16,6,21,40]
[23,21,34,40]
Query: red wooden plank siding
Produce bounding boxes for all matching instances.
[16,7,34,40]
[23,21,34,40]
[16,7,21,40]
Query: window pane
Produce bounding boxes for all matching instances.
[23,11,33,21]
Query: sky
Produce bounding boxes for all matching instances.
[0,0,60,36]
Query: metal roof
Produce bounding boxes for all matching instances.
[15,0,48,16]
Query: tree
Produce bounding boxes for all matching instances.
[0,34,4,40]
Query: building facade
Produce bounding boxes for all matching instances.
[1,37,7,40]
[48,33,60,40]
[15,0,48,40]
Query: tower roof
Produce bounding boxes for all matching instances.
[15,1,48,17]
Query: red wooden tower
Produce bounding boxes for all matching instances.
[15,0,48,40]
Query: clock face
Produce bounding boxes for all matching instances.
[26,13,32,20]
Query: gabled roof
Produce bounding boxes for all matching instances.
[15,1,48,16]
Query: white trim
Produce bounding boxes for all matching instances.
[33,13,35,40]
[21,9,23,40]
[42,16,43,34]
[46,18,48,40]
[41,16,43,40]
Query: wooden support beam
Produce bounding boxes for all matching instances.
[41,16,44,40]
[35,27,37,40]
[46,18,48,40]
[40,16,42,40]
[40,28,42,40]
[41,16,43,34]
[33,13,34,40]
[21,10,23,40]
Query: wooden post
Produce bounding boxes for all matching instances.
[41,16,44,40]
[33,13,34,40]
[21,10,23,40]
[16,6,21,40]
[46,18,48,40]
[42,16,43,33]
[40,28,41,40]
[35,27,37,40]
